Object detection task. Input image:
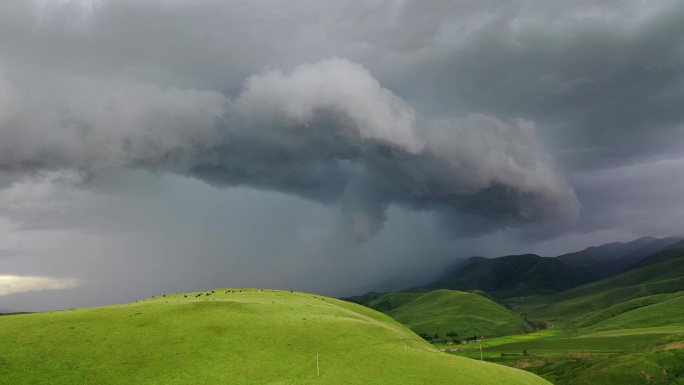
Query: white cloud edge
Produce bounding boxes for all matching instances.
[0,275,79,296]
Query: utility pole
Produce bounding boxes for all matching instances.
[479,341,483,361]
[317,353,320,377]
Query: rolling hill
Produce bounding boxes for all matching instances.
[345,236,683,313]
[338,237,684,385]
[521,253,684,326]
[452,251,684,385]
[636,238,684,267]
[0,288,550,385]
[382,289,532,338]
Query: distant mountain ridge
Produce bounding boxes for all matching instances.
[345,235,684,304]
[632,238,684,267]
[411,254,592,298]
[556,236,682,279]
[342,236,684,385]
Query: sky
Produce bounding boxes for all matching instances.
[1,0,683,311]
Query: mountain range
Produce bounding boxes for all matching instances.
[342,235,684,385]
[413,235,683,299]
[557,236,683,279]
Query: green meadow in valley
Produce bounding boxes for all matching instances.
[434,255,684,384]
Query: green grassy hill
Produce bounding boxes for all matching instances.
[515,254,684,327]
[0,288,550,385]
[338,246,684,384]
[384,289,532,338]
[462,253,684,384]
[578,294,684,334]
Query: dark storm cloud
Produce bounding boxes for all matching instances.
[390,1,684,169]
[0,56,578,240]
[571,156,684,236]
[2,0,684,310]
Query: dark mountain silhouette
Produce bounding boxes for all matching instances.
[410,254,592,298]
[634,238,684,268]
[344,235,683,306]
[556,236,682,279]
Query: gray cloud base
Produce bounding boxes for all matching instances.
[0,58,578,240]
[1,0,683,311]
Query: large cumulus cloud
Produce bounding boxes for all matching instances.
[0,57,578,240]
[2,0,683,311]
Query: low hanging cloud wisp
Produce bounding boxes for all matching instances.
[0,58,579,240]
[0,275,79,297]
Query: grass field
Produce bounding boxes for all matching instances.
[385,289,532,338]
[434,256,684,384]
[580,295,684,333]
[441,326,684,384]
[337,254,684,384]
[0,289,550,385]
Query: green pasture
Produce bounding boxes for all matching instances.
[0,289,550,385]
[386,289,531,338]
[580,294,684,333]
[526,349,684,385]
[446,328,684,384]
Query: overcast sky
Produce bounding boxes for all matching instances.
[1,0,683,311]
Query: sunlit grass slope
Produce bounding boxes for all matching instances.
[507,254,684,330]
[527,349,684,385]
[451,327,684,385]
[552,255,684,319]
[386,289,531,338]
[478,255,684,385]
[581,294,684,334]
[0,289,550,385]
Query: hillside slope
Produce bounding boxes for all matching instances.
[0,289,550,385]
[386,289,532,338]
[636,238,684,267]
[557,236,682,279]
[510,253,684,331]
[415,254,591,298]
[580,294,684,333]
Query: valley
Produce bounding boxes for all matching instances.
[2,236,684,384]
[346,236,684,384]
